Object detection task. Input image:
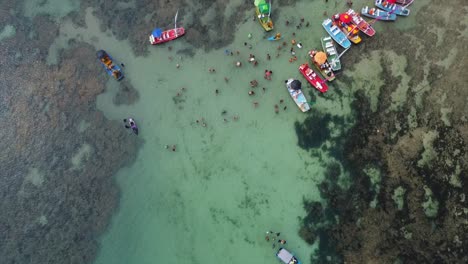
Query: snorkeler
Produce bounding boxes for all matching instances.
[123,118,139,135]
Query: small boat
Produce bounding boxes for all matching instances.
[396,0,414,6]
[96,50,124,81]
[309,50,336,81]
[299,63,328,93]
[332,14,362,45]
[285,79,310,113]
[322,18,351,49]
[149,10,185,45]
[255,0,273,32]
[346,9,376,37]
[375,0,410,16]
[268,33,282,41]
[320,36,341,71]
[276,248,301,264]
[361,6,397,21]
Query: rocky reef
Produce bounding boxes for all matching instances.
[297,0,468,263]
[0,5,140,264]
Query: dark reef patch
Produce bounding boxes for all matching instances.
[295,113,342,150]
[0,6,141,264]
[113,80,140,106]
[297,0,468,263]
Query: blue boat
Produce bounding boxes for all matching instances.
[375,0,410,16]
[276,248,301,264]
[322,18,351,49]
[96,50,124,81]
[361,6,397,21]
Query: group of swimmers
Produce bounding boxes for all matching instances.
[265,231,287,248]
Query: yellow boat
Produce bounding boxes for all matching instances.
[255,0,273,32]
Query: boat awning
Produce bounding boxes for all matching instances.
[277,248,293,263]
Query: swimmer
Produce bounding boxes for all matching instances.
[233,115,239,121]
[285,20,289,26]
[168,46,173,51]
[215,89,219,95]
[181,87,186,92]
[297,42,303,49]
[236,61,242,67]
[221,110,227,115]
[171,145,176,152]
[253,102,259,108]
[176,92,181,97]
[120,63,125,67]
[280,99,284,104]
[262,87,266,93]
[224,77,229,83]
[267,53,271,60]
[176,63,180,69]
[248,90,255,96]
[283,106,287,110]
[306,22,310,27]
[164,145,169,149]
[253,61,258,66]
[278,239,287,244]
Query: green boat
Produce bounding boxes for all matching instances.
[320,36,341,71]
[255,0,273,32]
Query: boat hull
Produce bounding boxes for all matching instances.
[255,7,273,32]
[336,21,362,44]
[322,18,351,49]
[361,6,397,21]
[321,36,341,71]
[375,0,410,16]
[285,79,311,112]
[149,27,185,45]
[96,50,124,81]
[346,9,376,37]
[299,64,328,93]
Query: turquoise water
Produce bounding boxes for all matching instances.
[23,0,421,263]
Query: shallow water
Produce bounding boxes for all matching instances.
[14,0,421,263]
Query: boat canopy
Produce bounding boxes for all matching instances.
[277,248,294,263]
[291,80,302,90]
[258,1,270,14]
[314,51,328,64]
[152,28,163,37]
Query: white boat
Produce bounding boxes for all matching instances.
[285,79,310,113]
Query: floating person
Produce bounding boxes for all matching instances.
[123,118,138,135]
[264,70,272,80]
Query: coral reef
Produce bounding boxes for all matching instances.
[298,0,468,263]
[0,8,140,264]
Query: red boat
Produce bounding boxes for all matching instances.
[149,27,185,45]
[299,63,328,93]
[149,10,185,45]
[345,9,376,37]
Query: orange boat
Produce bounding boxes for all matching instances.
[299,64,328,93]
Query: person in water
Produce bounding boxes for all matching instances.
[123,118,138,135]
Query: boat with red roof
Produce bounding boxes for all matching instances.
[345,9,376,37]
[299,63,328,93]
[149,11,185,45]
